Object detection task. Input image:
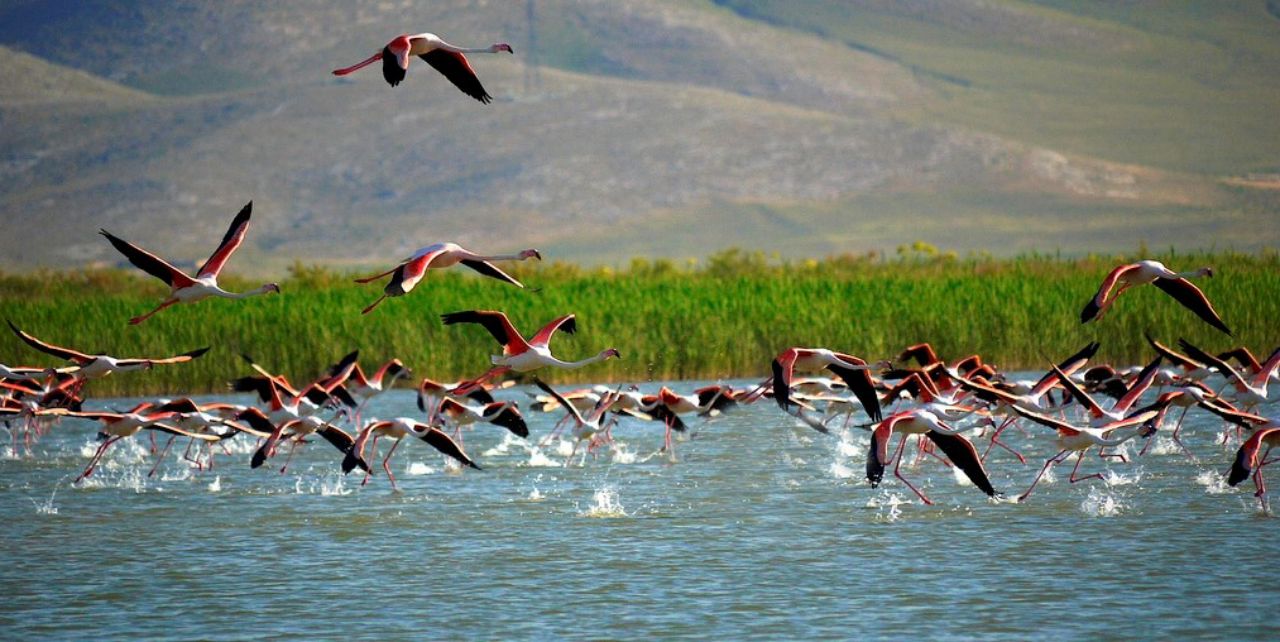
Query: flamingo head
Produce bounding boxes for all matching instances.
[521,248,542,260]
[264,283,282,294]
[602,348,621,360]
[388,35,412,69]
[492,43,514,54]
[1201,266,1214,278]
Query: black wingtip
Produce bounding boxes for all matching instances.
[186,347,211,359]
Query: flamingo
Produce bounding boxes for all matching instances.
[332,33,513,100]
[98,202,279,325]
[1177,339,1280,410]
[532,379,620,466]
[43,407,219,482]
[434,397,529,440]
[356,417,479,490]
[8,321,208,385]
[1227,426,1280,511]
[769,347,888,423]
[441,310,620,390]
[355,242,541,314]
[1146,334,1217,384]
[1011,405,1160,502]
[1050,356,1163,427]
[1080,260,1229,335]
[865,409,1001,505]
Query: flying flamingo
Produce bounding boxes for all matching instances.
[332,33,513,100]
[1080,260,1229,335]
[42,406,218,482]
[355,242,541,314]
[8,321,207,386]
[1177,339,1280,410]
[433,397,529,441]
[1011,405,1160,502]
[768,347,888,423]
[356,417,479,490]
[865,409,1001,505]
[1051,356,1163,427]
[441,310,620,391]
[98,202,279,325]
[532,379,620,466]
[1227,426,1280,512]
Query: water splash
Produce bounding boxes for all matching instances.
[1079,487,1125,517]
[206,476,221,492]
[1147,436,1187,457]
[577,486,628,518]
[527,487,545,501]
[29,483,59,514]
[525,448,560,468]
[1102,467,1142,487]
[1194,469,1232,494]
[829,460,857,479]
[609,443,638,464]
[867,492,907,522]
[405,462,435,476]
[320,475,350,496]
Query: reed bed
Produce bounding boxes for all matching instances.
[1,248,1277,396]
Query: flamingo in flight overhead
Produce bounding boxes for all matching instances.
[7,321,207,383]
[98,202,279,325]
[332,33,513,101]
[355,243,541,314]
[441,310,620,391]
[1080,260,1230,335]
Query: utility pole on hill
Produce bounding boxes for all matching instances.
[524,0,541,93]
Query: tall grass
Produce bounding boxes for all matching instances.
[1,248,1277,396]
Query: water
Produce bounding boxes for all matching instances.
[2,381,1277,640]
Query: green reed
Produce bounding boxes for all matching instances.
[1,248,1277,396]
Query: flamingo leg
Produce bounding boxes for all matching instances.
[76,436,122,482]
[148,434,178,477]
[279,438,301,474]
[1018,449,1069,502]
[891,433,932,505]
[381,438,403,491]
[1097,447,1128,463]
[129,298,178,325]
[1068,450,1104,484]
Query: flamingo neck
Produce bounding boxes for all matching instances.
[217,284,276,300]
[332,52,383,76]
[550,352,610,370]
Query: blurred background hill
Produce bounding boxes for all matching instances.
[1,0,1277,272]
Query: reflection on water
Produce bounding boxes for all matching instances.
[1,381,1277,640]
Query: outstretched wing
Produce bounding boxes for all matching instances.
[924,431,999,497]
[1152,277,1232,336]
[826,362,883,423]
[99,229,194,288]
[420,49,492,103]
[1081,264,1138,323]
[533,378,585,424]
[197,202,252,278]
[441,310,526,351]
[528,315,576,348]
[460,259,526,288]
[7,321,92,363]
[418,425,482,469]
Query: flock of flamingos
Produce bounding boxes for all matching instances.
[2,32,1278,510]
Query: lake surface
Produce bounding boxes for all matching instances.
[1,379,1277,640]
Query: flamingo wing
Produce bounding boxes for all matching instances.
[924,431,999,497]
[1115,356,1163,413]
[825,362,883,422]
[420,49,492,103]
[147,423,221,441]
[533,378,586,425]
[1050,363,1106,417]
[418,425,482,469]
[771,349,799,409]
[1145,333,1201,370]
[99,229,195,289]
[1030,342,1099,398]
[1177,339,1249,392]
[460,259,526,288]
[1228,428,1277,486]
[7,321,93,364]
[148,346,210,364]
[1253,346,1280,388]
[1152,277,1232,335]
[1010,405,1076,433]
[1081,264,1139,323]
[528,314,576,348]
[196,201,252,278]
[485,402,529,438]
[441,310,527,351]
[866,415,903,487]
